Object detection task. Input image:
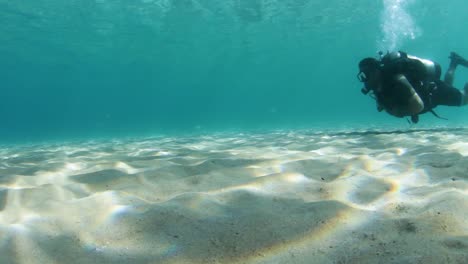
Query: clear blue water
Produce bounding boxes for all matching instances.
[1,0,468,143]
[1,3,468,262]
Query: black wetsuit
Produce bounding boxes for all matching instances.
[378,53,463,114]
[431,79,463,107]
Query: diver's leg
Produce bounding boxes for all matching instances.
[445,52,468,85]
[431,81,464,107]
[444,53,458,85]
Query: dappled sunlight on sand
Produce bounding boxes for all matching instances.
[0,128,467,263]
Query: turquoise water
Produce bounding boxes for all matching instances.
[1,0,468,143]
[1,2,468,262]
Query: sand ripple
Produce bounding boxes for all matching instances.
[0,128,467,263]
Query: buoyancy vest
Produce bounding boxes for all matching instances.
[379,51,445,122]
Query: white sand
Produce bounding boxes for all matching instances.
[0,128,467,264]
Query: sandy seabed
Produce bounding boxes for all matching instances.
[0,128,467,264]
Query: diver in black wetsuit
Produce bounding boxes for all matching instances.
[357,51,468,123]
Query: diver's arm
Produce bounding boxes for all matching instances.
[386,74,424,117]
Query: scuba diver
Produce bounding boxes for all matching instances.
[357,51,468,123]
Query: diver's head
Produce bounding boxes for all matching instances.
[357,57,381,94]
[357,58,380,82]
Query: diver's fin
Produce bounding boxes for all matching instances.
[449,52,468,68]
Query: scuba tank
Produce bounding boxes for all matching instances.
[407,54,441,81]
[380,51,441,81]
